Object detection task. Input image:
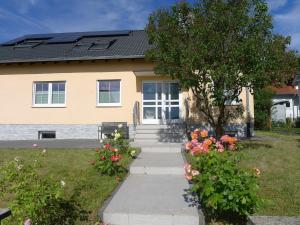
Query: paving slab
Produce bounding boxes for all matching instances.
[102,174,202,225]
[130,152,185,175]
[248,216,300,225]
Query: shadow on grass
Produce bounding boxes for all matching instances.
[240,142,272,149]
[204,212,247,225]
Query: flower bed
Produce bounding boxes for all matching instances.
[185,129,260,220]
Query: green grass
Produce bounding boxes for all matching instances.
[238,131,300,216]
[0,148,136,224]
[271,127,300,135]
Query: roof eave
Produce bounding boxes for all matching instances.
[0,55,146,64]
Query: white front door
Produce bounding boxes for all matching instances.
[142,81,181,124]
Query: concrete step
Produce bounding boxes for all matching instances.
[136,124,186,130]
[131,142,183,153]
[101,174,203,225]
[132,140,185,147]
[135,129,185,134]
[142,146,182,153]
[130,152,184,175]
[135,133,185,139]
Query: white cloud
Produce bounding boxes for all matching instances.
[272,1,300,51]
[267,0,288,11]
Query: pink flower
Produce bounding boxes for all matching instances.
[216,141,224,152]
[185,174,193,181]
[24,219,31,225]
[32,144,38,148]
[191,145,202,156]
[209,136,216,143]
[184,163,192,174]
[200,129,208,138]
[191,139,198,146]
[191,169,200,177]
[228,143,236,150]
[185,142,193,151]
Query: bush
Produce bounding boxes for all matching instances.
[92,144,124,176]
[295,117,300,128]
[190,152,259,217]
[254,87,274,130]
[102,127,130,154]
[0,153,87,225]
[185,129,260,218]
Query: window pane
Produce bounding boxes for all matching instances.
[99,81,109,91]
[52,93,59,104]
[143,107,156,119]
[143,83,156,100]
[171,107,180,119]
[52,83,59,92]
[59,83,65,91]
[170,83,179,100]
[42,83,49,91]
[35,83,49,104]
[98,80,120,104]
[99,91,109,103]
[51,82,65,104]
[110,81,120,91]
[110,91,120,103]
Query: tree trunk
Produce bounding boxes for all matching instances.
[215,123,224,139]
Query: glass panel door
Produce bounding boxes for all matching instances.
[142,81,180,124]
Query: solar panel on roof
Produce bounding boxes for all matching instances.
[1,30,131,46]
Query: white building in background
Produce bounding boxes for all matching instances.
[271,85,299,122]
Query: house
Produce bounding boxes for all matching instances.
[0,30,254,140]
[271,85,299,122]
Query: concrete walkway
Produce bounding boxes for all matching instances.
[101,141,204,225]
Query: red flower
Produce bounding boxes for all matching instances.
[104,144,110,149]
[110,155,121,162]
[101,156,106,161]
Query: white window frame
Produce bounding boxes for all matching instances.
[32,81,66,108]
[97,79,121,107]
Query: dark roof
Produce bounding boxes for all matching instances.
[271,85,298,95]
[0,30,151,64]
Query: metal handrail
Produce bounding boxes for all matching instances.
[0,208,11,224]
[133,101,140,132]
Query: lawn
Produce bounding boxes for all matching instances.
[0,147,136,224]
[239,131,300,216]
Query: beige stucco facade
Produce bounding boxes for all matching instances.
[0,59,254,139]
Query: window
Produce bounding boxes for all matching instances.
[38,131,56,139]
[14,40,44,49]
[97,80,121,106]
[33,82,66,107]
[286,102,290,107]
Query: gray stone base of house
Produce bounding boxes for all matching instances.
[248,216,300,225]
[0,124,135,140]
[0,122,252,141]
[187,122,254,138]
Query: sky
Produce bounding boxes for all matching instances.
[0,0,299,51]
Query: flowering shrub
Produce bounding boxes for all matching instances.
[102,126,130,154]
[185,129,260,217]
[92,143,124,176]
[0,151,87,225]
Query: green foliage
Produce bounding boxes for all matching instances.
[191,151,260,217]
[146,0,298,136]
[92,144,124,176]
[0,155,87,225]
[254,87,274,130]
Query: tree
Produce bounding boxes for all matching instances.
[146,0,298,137]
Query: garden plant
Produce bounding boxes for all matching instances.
[185,129,260,221]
